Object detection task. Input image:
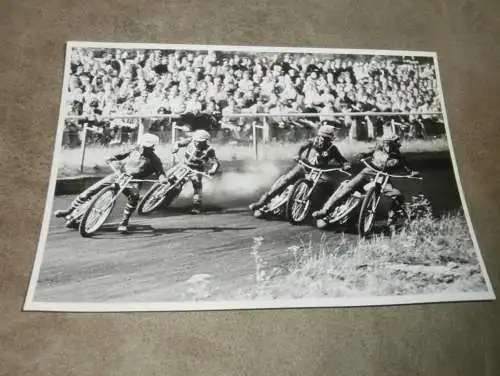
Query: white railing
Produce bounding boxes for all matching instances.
[65,111,442,120]
[65,111,442,172]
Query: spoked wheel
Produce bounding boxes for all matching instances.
[267,186,293,217]
[137,182,181,215]
[67,202,92,229]
[357,186,380,237]
[286,179,313,225]
[79,186,117,237]
[327,196,361,226]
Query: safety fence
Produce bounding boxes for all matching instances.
[63,111,444,171]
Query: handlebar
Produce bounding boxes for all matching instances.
[297,159,352,176]
[185,165,214,179]
[170,154,214,180]
[360,159,423,180]
[105,161,164,183]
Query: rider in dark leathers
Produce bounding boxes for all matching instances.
[312,135,419,226]
[172,129,220,214]
[54,133,168,233]
[249,124,351,214]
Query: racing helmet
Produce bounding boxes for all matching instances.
[138,133,160,148]
[192,129,211,143]
[317,124,336,139]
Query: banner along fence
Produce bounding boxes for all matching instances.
[63,111,444,172]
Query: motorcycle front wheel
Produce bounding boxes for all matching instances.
[286,179,313,225]
[79,186,117,237]
[357,186,380,237]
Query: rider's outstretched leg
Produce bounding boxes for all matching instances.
[118,184,140,233]
[249,165,302,211]
[312,186,349,219]
[312,171,367,219]
[249,192,271,211]
[55,194,87,219]
[55,175,114,225]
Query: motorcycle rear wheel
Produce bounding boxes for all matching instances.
[325,196,361,227]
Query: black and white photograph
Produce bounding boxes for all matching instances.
[24,41,495,311]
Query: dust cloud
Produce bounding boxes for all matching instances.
[177,160,288,204]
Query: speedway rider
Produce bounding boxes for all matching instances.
[54,133,168,233]
[171,129,220,214]
[312,134,419,227]
[249,123,351,213]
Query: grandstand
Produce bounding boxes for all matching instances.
[62,47,444,149]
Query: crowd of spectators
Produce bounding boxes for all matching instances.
[63,47,444,147]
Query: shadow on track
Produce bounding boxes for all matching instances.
[86,223,258,239]
[138,205,253,218]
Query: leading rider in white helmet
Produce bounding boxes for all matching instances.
[172,129,220,214]
[54,133,168,233]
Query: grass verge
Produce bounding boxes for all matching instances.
[235,211,486,300]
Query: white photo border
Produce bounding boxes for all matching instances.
[23,41,496,312]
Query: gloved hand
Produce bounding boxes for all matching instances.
[387,159,398,168]
[207,170,216,177]
[159,175,169,184]
[410,170,420,177]
[342,162,352,171]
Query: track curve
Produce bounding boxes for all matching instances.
[35,195,346,302]
[33,164,462,303]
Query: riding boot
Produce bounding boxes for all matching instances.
[64,217,79,229]
[118,203,135,233]
[312,188,350,219]
[191,194,202,214]
[191,202,201,215]
[58,195,90,221]
[249,178,289,210]
[58,207,78,229]
[55,207,74,218]
[249,193,270,210]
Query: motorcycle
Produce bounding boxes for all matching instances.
[252,176,295,220]
[285,160,352,225]
[76,163,158,237]
[315,158,423,237]
[314,181,364,230]
[356,159,423,237]
[136,155,213,215]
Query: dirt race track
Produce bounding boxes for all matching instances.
[32,159,463,303]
